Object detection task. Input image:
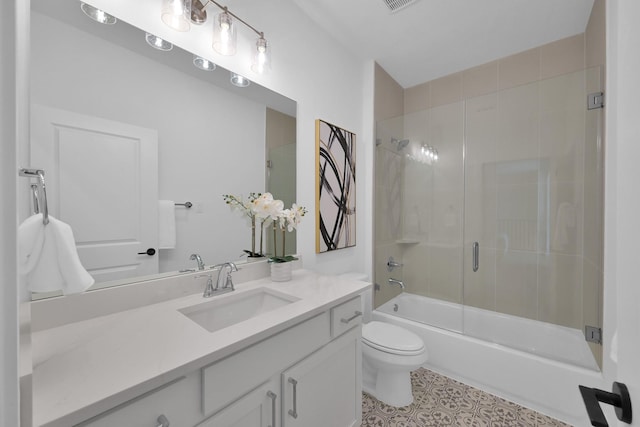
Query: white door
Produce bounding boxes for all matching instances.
[602,2,640,426]
[30,105,159,286]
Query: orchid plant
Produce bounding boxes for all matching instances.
[223,192,306,262]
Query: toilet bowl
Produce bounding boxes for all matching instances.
[362,321,428,407]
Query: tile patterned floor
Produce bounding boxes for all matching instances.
[361,368,573,427]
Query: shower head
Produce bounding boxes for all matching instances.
[391,138,410,150]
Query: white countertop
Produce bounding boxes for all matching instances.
[31,269,370,427]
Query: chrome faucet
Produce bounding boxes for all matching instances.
[194,273,216,298]
[215,262,238,291]
[190,253,205,271]
[388,278,405,290]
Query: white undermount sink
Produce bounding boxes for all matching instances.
[179,287,300,333]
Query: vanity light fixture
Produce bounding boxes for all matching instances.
[161,0,271,74]
[80,2,117,25]
[161,0,191,32]
[230,72,250,87]
[193,55,217,71]
[145,33,173,51]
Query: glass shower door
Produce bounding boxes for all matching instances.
[462,67,604,367]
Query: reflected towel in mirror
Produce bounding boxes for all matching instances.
[18,213,94,295]
[158,200,176,249]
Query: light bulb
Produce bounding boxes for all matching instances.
[251,36,270,74]
[213,11,237,55]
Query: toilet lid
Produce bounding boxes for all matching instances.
[362,321,425,355]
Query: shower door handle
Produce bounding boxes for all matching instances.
[472,242,479,272]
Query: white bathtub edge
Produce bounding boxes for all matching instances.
[373,311,606,426]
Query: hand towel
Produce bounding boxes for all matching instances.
[18,214,95,295]
[158,200,176,249]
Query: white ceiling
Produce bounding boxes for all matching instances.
[294,0,595,88]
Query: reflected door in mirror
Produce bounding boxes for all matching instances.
[31,105,159,286]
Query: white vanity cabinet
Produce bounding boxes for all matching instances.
[40,289,366,427]
[200,296,362,427]
[77,372,201,427]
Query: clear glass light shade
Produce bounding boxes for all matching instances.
[251,36,270,74]
[145,33,173,51]
[161,0,191,32]
[80,2,117,25]
[230,72,250,87]
[212,11,237,56]
[193,55,216,71]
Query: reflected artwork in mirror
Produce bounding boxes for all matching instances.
[29,0,296,298]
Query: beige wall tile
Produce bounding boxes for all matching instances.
[463,61,498,99]
[498,47,540,90]
[430,72,463,107]
[586,0,606,68]
[426,245,463,303]
[540,34,585,80]
[497,83,540,162]
[375,62,404,122]
[405,82,430,114]
[538,254,582,328]
[403,243,429,296]
[495,250,538,320]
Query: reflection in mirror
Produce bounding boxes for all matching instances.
[29,0,296,298]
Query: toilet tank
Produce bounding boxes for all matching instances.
[339,272,372,323]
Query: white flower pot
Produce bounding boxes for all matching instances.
[270,262,292,282]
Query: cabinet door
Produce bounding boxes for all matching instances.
[282,328,361,427]
[198,377,280,427]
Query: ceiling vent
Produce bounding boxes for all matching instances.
[382,0,418,13]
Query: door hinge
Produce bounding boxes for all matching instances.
[588,92,604,110]
[585,325,602,344]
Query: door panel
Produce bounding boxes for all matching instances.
[30,105,158,286]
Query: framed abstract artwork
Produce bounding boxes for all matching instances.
[315,119,356,253]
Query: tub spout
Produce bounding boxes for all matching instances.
[388,278,405,290]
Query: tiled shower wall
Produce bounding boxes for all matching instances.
[374,1,604,365]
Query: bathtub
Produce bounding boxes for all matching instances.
[374,292,605,426]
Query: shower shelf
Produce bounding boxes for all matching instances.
[395,238,420,245]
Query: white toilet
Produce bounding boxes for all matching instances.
[361,321,428,407]
[338,272,428,408]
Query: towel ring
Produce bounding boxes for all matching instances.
[19,168,49,225]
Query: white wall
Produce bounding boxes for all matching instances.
[83,0,372,277]
[31,12,267,273]
[2,1,30,425]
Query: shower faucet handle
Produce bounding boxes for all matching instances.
[387,256,403,272]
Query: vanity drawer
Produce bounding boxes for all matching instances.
[77,373,201,427]
[331,296,362,338]
[202,312,330,417]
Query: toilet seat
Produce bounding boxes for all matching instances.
[362,321,425,356]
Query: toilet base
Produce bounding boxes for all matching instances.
[363,364,415,407]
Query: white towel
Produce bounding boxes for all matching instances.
[18,214,94,295]
[158,200,176,249]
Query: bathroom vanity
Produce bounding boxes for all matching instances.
[30,268,369,427]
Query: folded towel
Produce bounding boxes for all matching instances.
[158,200,176,249]
[18,214,94,295]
